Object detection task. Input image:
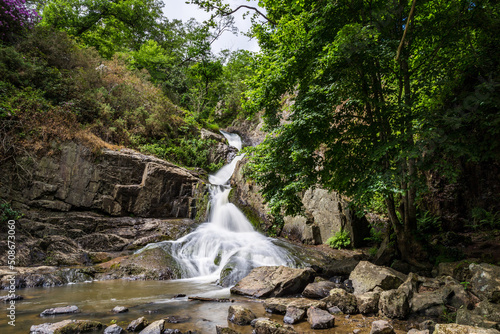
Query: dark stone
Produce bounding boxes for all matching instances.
[369,320,395,334]
[40,305,79,317]
[283,306,306,324]
[302,280,342,299]
[307,307,335,329]
[104,324,124,334]
[127,317,149,332]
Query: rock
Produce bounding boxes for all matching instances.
[230,266,314,298]
[327,306,342,314]
[369,320,395,334]
[475,301,500,322]
[437,261,470,282]
[433,323,500,334]
[411,289,447,316]
[127,317,149,332]
[0,294,23,302]
[215,326,241,334]
[104,324,124,334]
[201,129,225,142]
[30,320,103,334]
[322,257,362,277]
[469,263,500,303]
[441,276,475,310]
[302,280,343,299]
[456,308,500,329]
[164,315,190,323]
[251,317,271,327]
[321,288,358,314]
[264,298,326,314]
[282,188,370,246]
[378,273,418,319]
[138,319,164,334]
[227,305,256,325]
[349,261,407,295]
[356,291,380,314]
[112,306,128,313]
[283,306,306,324]
[407,330,429,334]
[418,320,436,332]
[40,305,79,316]
[307,306,335,329]
[252,318,298,333]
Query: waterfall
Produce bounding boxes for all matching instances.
[137,131,293,286]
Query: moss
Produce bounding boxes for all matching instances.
[228,188,267,232]
[54,321,103,334]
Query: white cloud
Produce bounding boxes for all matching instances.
[163,0,263,53]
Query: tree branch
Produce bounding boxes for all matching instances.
[221,5,276,25]
[395,0,416,60]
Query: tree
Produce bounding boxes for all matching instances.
[40,0,164,58]
[0,0,39,43]
[193,0,499,265]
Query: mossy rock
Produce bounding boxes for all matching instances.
[54,320,103,334]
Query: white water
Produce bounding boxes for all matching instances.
[138,131,293,285]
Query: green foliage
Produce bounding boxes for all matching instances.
[0,201,22,223]
[326,230,351,250]
[460,281,470,291]
[417,211,442,234]
[140,137,223,173]
[470,207,500,230]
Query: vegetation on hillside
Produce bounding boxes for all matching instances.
[0,0,252,172]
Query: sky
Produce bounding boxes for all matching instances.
[162,0,262,53]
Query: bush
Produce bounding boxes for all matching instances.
[326,230,351,250]
[0,0,39,43]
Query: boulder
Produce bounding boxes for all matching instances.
[40,305,79,316]
[411,288,447,317]
[164,316,190,324]
[433,324,500,334]
[378,273,418,319]
[0,294,23,302]
[369,320,395,334]
[215,326,241,334]
[302,280,342,299]
[112,306,128,313]
[456,308,500,329]
[349,261,407,295]
[30,320,103,334]
[356,291,380,314]
[407,330,429,334]
[283,306,306,324]
[230,266,314,298]
[138,319,164,334]
[227,305,256,325]
[282,188,370,246]
[104,324,124,334]
[321,288,358,314]
[307,306,335,329]
[127,317,149,332]
[264,298,326,314]
[252,318,298,334]
[469,263,500,303]
[437,261,470,282]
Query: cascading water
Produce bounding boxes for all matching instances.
[137,132,294,286]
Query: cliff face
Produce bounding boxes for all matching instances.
[0,141,209,266]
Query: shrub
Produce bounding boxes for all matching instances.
[326,229,351,250]
[0,0,39,43]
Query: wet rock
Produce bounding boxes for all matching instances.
[349,261,407,295]
[112,306,128,313]
[433,323,500,333]
[227,305,256,325]
[0,294,23,302]
[40,305,79,316]
[307,306,335,329]
[127,317,149,332]
[201,129,225,142]
[251,317,271,327]
[30,319,103,334]
[369,320,395,334]
[356,291,380,314]
[264,297,326,314]
[115,247,183,280]
[215,326,241,334]
[321,288,358,314]
[165,315,191,324]
[302,280,342,299]
[468,263,500,303]
[283,306,306,324]
[139,319,165,334]
[230,266,314,298]
[407,330,429,334]
[104,324,124,334]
